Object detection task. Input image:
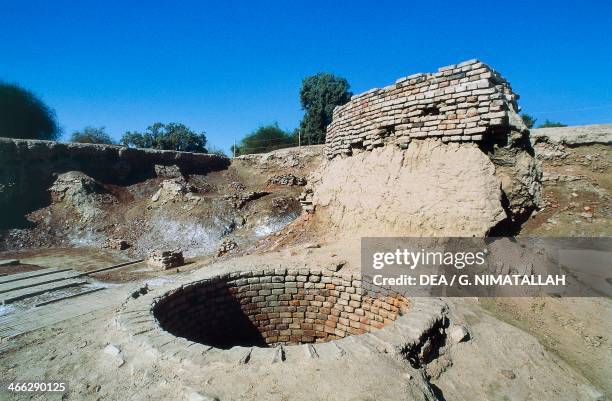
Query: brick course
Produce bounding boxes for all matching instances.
[324,59,519,159]
[153,270,410,348]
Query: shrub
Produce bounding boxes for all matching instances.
[234,123,296,155]
[520,113,537,129]
[0,82,60,140]
[70,126,113,144]
[538,119,567,128]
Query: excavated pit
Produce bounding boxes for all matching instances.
[153,269,410,349]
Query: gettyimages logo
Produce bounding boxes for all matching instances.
[361,237,610,297]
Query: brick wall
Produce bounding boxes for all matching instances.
[153,269,410,348]
[325,59,519,159]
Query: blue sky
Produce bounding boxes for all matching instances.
[1,0,611,153]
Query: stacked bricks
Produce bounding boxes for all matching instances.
[325,59,519,159]
[147,250,185,270]
[153,269,410,348]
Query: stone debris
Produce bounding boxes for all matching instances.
[501,369,516,380]
[151,178,195,203]
[103,344,121,356]
[326,259,347,272]
[102,344,124,367]
[229,181,246,191]
[216,239,238,257]
[225,191,269,208]
[448,324,470,344]
[48,171,107,222]
[325,59,519,159]
[299,190,314,213]
[268,173,306,186]
[103,238,130,250]
[147,250,184,269]
[154,164,182,178]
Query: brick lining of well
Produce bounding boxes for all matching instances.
[153,269,409,348]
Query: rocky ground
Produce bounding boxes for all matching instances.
[0,146,323,259]
[0,126,610,400]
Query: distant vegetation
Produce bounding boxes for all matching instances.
[521,113,536,129]
[70,126,113,144]
[0,82,60,140]
[121,122,208,153]
[232,123,296,156]
[232,72,352,155]
[538,119,567,128]
[521,113,567,129]
[299,73,352,145]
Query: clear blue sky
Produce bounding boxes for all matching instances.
[1,0,611,153]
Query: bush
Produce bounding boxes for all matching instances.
[520,113,536,129]
[538,119,567,128]
[299,73,352,145]
[70,126,113,144]
[234,123,296,155]
[120,122,207,153]
[0,82,60,140]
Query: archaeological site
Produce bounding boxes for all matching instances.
[1,57,610,401]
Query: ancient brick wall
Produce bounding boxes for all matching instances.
[154,269,410,348]
[325,59,519,159]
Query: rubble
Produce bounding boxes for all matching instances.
[225,191,269,208]
[154,164,182,178]
[150,178,196,203]
[103,238,130,250]
[216,239,238,257]
[147,250,185,269]
[268,174,306,186]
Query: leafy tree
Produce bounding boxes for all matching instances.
[120,122,208,153]
[70,126,113,144]
[0,82,60,140]
[299,73,352,144]
[538,119,567,128]
[234,123,296,155]
[520,113,536,129]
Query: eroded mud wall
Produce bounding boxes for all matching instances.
[0,138,230,227]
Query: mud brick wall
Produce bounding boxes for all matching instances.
[325,59,519,159]
[153,269,410,348]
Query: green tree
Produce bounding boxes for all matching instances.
[120,122,208,153]
[70,126,113,144]
[0,82,60,140]
[520,113,537,129]
[538,119,567,128]
[299,73,352,144]
[235,123,296,155]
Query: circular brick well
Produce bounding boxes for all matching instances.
[153,269,410,349]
